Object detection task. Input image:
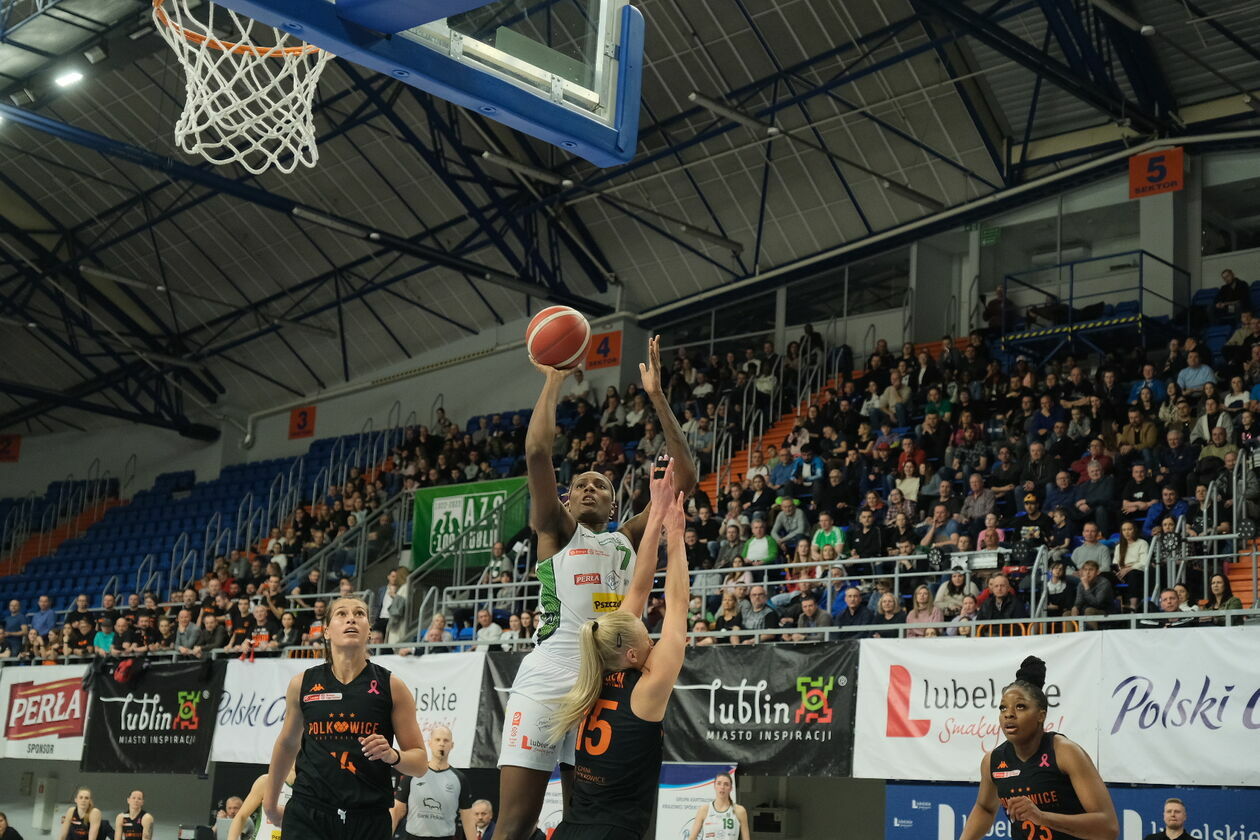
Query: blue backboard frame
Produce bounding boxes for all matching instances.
[203,0,644,167]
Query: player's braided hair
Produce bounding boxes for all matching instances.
[1004,655,1049,710]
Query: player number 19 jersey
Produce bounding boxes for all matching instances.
[533,524,635,661]
[700,802,740,840]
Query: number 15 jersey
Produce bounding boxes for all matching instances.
[533,523,635,664]
[566,669,662,837]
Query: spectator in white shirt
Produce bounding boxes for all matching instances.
[563,368,593,405]
[473,609,502,648]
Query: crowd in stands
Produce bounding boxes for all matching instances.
[5,274,1258,663]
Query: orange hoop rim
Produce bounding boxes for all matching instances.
[153,0,322,57]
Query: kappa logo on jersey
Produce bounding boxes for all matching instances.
[591,593,623,612]
[303,692,344,702]
[311,683,325,692]
[573,572,602,586]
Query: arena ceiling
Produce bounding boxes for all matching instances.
[0,0,1256,438]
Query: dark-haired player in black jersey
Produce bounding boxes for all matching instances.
[263,596,428,840]
[546,486,691,840]
[113,791,153,840]
[959,656,1117,840]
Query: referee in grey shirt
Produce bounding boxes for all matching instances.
[391,727,476,840]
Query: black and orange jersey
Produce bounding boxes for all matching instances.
[991,731,1085,840]
[292,660,396,811]
[120,810,147,840]
[250,619,280,646]
[566,669,662,836]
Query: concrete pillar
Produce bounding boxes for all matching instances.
[1138,183,1188,318]
[910,241,959,344]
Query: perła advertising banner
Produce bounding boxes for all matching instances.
[211,653,485,766]
[0,664,91,761]
[854,635,1102,783]
[82,660,226,774]
[410,477,527,568]
[665,642,858,776]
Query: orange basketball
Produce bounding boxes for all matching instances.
[526,306,591,370]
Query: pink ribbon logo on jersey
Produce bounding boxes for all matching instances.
[368,680,381,695]
[1038,754,1050,768]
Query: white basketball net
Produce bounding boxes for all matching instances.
[153,0,332,175]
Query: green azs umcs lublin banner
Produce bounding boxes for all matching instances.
[409,477,527,568]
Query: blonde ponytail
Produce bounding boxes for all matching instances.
[548,611,641,744]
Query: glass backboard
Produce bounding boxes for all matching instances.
[207,0,643,166]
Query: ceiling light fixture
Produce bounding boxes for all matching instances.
[0,315,37,329]
[10,89,34,106]
[54,70,84,88]
[1085,0,1151,34]
[80,265,166,292]
[290,206,375,239]
[83,45,108,64]
[689,92,781,137]
[481,151,574,187]
[271,316,337,339]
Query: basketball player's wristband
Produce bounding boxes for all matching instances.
[383,749,401,766]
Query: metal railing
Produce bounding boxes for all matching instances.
[283,487,412,595]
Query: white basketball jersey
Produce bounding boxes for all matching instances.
[700,802,740,840]
[533,523,636,662]
[255,782,291,840]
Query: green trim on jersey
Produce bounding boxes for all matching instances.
[536,558,561,642]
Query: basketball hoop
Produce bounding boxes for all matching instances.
[153,0,332,175]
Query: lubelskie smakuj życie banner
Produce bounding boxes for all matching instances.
[81,659,226,774]
[410,477,527,568]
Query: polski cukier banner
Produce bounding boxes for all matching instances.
[1096,627,1260,786]
[82,659,226,773]
[0,664,91,761]
[853,634,1103,783]
[211,653,485,766]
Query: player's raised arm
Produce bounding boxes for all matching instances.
[228,776,267,840]
[526,359,576,545]
[632,489,690,721]
[619,458,673,617]
[622,336,697,546]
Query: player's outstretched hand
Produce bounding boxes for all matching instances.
[649,457,675,507]
[360,733,398,764]
[639,334,663,396]
[664,490,686,535]
[529,354,574,380]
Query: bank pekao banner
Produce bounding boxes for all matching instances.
[853,635,1103,783]
[211,653,486,765]
[0,664,90,761]
[665,642,858,776]
[885,782,1260,840]
[82,659,226,774]
[409,477,527,568]
[1098,628,1260,786]
[655,763,738,840]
